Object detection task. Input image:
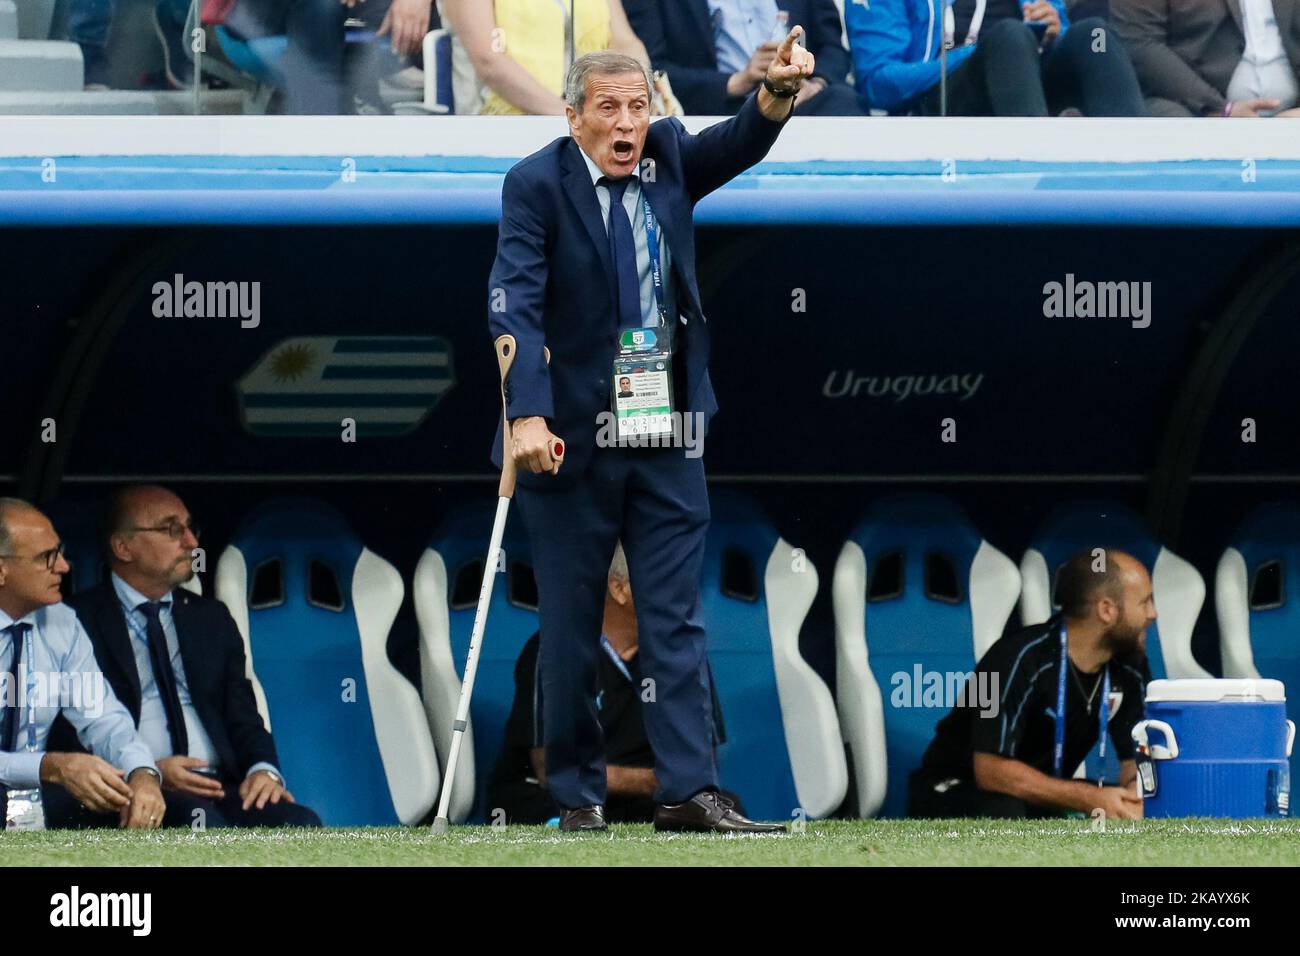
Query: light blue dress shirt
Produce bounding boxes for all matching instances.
[579,145,677,329]
[709,0,782,77]
[111,574,277,782]
[0,603,157,789]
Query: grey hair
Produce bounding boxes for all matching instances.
[608,541,629,583]
[0,497,36,556]
[564,51,653,113]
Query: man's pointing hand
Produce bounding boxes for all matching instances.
[757,26,815,119]
[766,26,815,93]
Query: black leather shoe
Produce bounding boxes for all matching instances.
[654,790,787,834]
[559,805,608,832]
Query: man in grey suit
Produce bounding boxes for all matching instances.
[1112,0,1300,116]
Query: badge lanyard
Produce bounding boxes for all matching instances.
[118,599,153,646]
[611,192,675,443]
[639,193,669,331]
[22,628,36,752]
[600,635,632,682]
[1054,620,1110,778]
[118,599,176,686]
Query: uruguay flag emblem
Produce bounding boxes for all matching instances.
[236,335,454,437]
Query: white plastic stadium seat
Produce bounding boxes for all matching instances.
[216,500,439,825]
[833,493,1020,818]
[413,546,476,824]
[704,491,847,821]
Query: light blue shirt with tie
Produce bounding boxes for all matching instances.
[709,0,782,77]
[579,145,677,328]
[112,574,277,782]
[0,603,157,789]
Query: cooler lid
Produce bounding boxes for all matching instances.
[1145,678,1285,703]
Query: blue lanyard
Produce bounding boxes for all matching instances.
[118,599,154,645]
[22,628,36,751]
[600,635,632,682]
[119,598,178,681]
[118,598,179,681]
[1054,621,1111,778]
[639,192,669,329]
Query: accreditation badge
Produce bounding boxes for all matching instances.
[5,788,46,831]
[611,327,675,444]
[1135,756,1156,800]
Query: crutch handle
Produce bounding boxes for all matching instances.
[494,335,564,498]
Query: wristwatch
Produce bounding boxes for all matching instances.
[131,766,162,785]
[762,76,799,98]
[254,767,284,785]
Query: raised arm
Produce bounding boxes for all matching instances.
[676,27,810,202]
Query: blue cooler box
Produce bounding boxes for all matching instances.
[1133,679,1295,818]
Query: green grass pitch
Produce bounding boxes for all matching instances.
[3,819,1299,866]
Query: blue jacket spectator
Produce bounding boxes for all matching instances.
[846,0,1143,116]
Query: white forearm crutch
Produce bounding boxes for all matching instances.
[432,335,563,832]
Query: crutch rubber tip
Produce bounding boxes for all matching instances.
[431,816,450,834]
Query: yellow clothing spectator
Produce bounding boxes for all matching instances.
[441,0,650,115]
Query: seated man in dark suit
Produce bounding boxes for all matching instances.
[47,485,321,829]
[1112,0,1300,117]
[626,0,868,114]
[488,544,736,824]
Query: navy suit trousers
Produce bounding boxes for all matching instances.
[516,442,716,808]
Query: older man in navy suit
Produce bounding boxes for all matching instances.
[486,32,811,833]
[47,486,321,829]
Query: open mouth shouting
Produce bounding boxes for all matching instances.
[611,138,636,166]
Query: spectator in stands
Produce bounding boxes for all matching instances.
[0,498,166,829]
[67,0,434,110]
[909,548,1152,819]
[845,0,1145,115]
[45,486,321,829]
[440,0,652,115]
[220,0,437,112]
[65,0,244,90]
[63,0,130,90]
[488,543,736,824]
[625,0,868,115]
[1112,0,1300,117]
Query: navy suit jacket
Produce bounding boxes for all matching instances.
[49,583,279,777]
[625,0,851,115]
[487,92,788,486]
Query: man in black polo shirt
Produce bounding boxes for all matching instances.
[488,544,730,825]
[910,548,1153,820]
